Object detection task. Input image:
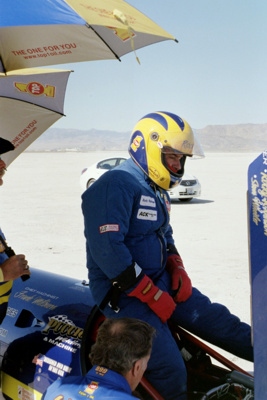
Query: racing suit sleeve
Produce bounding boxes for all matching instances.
[82,171,137,280]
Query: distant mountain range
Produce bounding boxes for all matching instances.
[27,123,267,153]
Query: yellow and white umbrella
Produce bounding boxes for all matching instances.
[0,0,176,72]
[0,68,71,166]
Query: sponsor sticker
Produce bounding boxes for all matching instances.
[33,354,72,377]
[140,195,156,207]
[0,327,8,337]
[164,194,171,214]
[15,81,56,97]
[84,381,99,395]
[137,209,157,221]
[18,385,35,400]
[99,224,119,234]
[6,307,18,318]
[130,135,143,152]
[148,166,160,179]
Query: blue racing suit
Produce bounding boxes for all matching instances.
[42,365,137,400]
[0,228,13,324]
[82,158,253,400]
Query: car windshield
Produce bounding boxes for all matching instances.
[97,158,126,170]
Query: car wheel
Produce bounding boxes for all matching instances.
[179,198,193,202]
[87,179,96,189]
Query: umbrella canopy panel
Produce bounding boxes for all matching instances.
[0,0,176,72]
[0,69,71,166]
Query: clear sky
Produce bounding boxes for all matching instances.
[52,0,267,132]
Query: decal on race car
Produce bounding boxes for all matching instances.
[25,287,59,300]
[42,315,83,346]
[33,354,72,378]
[18,384,35,400]
[14,290,58,310]
[0,327,8,337]
[6,306,19,318]
[2,373,42,400]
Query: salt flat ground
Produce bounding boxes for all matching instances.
[0,151,259,371]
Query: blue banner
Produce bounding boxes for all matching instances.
[248,150,267,399]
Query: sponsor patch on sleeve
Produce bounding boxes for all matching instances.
[99,224,119,234]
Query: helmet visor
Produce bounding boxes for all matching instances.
[160,129,205,159]
[191,129,205,159]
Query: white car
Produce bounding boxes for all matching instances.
[80,156,201,202]
[80,156,127,190]
[168,173,201,202]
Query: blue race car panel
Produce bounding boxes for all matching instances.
[0,268,95,400]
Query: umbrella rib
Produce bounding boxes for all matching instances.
[86,23,121,62]
[1,96,65,116]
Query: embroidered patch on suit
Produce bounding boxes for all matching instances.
[140,195,156,208]
[137,209,157,221]
[99,224,119,234]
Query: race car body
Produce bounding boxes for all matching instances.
[0,267,254,400]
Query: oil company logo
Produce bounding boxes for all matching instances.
[84,381,99,394]
[14,81,56,97]
[131,135,143,152]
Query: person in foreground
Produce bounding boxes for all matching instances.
[42,317,155,400]
[82,111,253,400]
[0,142,31,324]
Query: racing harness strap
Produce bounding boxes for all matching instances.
[99,262,144,312]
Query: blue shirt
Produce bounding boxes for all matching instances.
[42,365,137,400]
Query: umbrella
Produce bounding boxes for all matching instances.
[0,68,71,166]
[0,0,176,72]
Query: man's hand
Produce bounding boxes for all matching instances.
[128,275,176,323]
[1,254,31,281]
[166,254,192,302]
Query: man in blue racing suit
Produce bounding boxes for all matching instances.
[42,317,155,400]
[82,112,253,400]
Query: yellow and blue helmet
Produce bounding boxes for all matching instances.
[129,111,201,190]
